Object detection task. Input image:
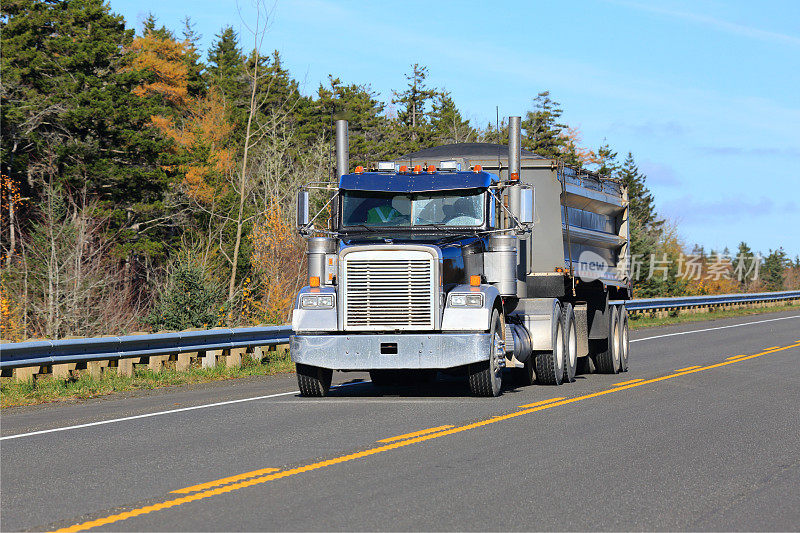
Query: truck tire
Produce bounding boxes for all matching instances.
[296,363,332,396]
[534,302,564,385]
[594,304,620,373]
[562,302,577,383]
[468,309,503,397]
[618,306,629,372]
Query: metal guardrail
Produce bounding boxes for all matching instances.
[612,290,800,311]
[0,326,292,370]
[2,291,798,371]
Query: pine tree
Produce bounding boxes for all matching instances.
[521,91,567,158]
[430,91,474,144]
[141,12,173,40]
[207,26,245,102]
[313,76,389,166]
[181,16,206,97]
[619,152,661,228]
[595,142,618,178]
[762,248,789,291]
[391,63,437,149]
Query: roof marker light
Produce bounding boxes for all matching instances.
[413,164,421,174]
[473,165,482,173]
[399,165,408,173]
[354,165,364,174]
[426,165,435,173]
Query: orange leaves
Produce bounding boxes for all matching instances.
[0,173,25,218]
[145,89,235,206]
[211,148,235,175]
[1,282,23,342]
[248,200,305,324]
[182,165,215,205]
[128,32,189,106]
[559,126,598,167]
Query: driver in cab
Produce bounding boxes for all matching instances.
[366,197,410,224]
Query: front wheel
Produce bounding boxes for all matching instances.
[296,363,332,396]
[468,310,504,397]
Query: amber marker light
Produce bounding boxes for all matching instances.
[470,275,481,287]
[427,165,436,173]
[413,164,422,174]
[473,165,482,173]
[309,276,320,288]
[399,165,408,173]
[354,165,364,174]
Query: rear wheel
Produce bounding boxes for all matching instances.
[562,303,577,383]
[534,302,564,385]
[468,310,504,397]
[594,304,620,374]
[618,306,629,372]
[296,363,332,396]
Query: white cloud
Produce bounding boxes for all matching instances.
[608,0,800,47]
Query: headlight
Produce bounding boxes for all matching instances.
[449,293,484,307]
[300,294,335,309]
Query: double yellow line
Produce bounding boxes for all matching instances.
[54,340,800,532]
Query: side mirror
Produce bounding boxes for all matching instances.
[296,190,309,228]
[519,187,534,224]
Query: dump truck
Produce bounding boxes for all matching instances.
[291,117,631,396]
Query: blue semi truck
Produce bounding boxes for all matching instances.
[291,117,631,396]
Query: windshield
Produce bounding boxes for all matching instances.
[341,190,485,228]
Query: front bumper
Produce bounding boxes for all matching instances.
[290,332,491,370]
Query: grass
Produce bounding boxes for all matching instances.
[1,350,294,408]
[628,301,800,330]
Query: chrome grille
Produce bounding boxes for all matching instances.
[344,258,434,329]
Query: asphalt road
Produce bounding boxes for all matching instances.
[2,310,799,532]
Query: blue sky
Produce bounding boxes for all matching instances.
[109,0,800,258]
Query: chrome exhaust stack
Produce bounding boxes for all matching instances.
[508,116,522,226]
[335,119,349,178]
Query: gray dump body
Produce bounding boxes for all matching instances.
[393,144,630,298]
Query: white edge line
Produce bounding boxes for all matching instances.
[631,314,800,343]
[0,382,364,441]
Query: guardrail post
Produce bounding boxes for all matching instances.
[52,363,77,379]
[148,354,170,372]
[87,360,108,377]
[117,357,141,377]
[177,352,197,372]
[13,366,39,382]
[225,347,246,368]
[202,349,223,368]
[247,346,264,363]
